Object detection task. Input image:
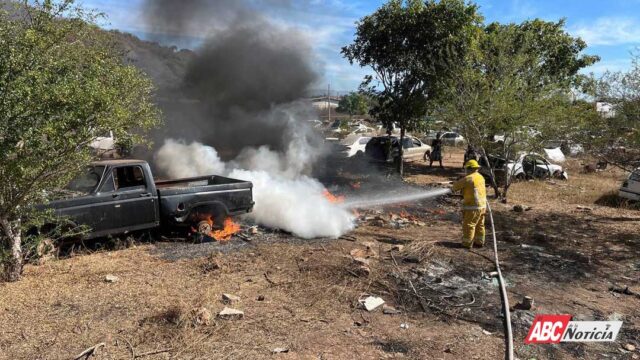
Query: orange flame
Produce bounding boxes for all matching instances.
[323,189,345,203]
[211,217,241,241]
[195,216,241,241]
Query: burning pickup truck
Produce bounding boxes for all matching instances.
[42,159,254,240]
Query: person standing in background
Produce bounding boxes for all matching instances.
[429,132,444,168]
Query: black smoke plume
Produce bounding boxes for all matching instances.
[142,0,320,159]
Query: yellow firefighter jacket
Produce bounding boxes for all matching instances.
[452,171,487,210]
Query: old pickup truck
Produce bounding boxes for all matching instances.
[44,159,254,239]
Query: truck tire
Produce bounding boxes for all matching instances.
[196,220,212,235]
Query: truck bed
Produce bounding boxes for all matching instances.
[155,175,254,224]
[156,175,250,193]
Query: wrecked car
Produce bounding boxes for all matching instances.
[480,153,568,184]
[39,159,254,240]
[340,134,372,157]
[619,168,640,201]
[365,135,431,164]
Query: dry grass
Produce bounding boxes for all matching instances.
[507,157,629,209]
[1,237,489,359]
[1,150,638,359]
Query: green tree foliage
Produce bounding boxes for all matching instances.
[585,52,640,171]
[342,0,481,176]
[0,1,161,281]
[336,92,369,118]
[437,19,599,198]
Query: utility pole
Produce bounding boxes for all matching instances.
[327,83,331,124]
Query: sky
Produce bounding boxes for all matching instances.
[81,0,640,92]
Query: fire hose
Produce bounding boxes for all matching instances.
[486,201,514,360]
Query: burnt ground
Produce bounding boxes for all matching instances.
[1,149,639,359]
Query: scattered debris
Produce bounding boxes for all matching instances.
[390,244,405,252]
[520,244,545,252]
[512,204,531,212]
[377,237,413,245]
[257,295,265,301]
[609,286,640,299]
[624,344,636,352]
[193,307,212,326]
[202,255,223,273]
[104,274,119,283]
[350,246,377,260]
[73,342,106,360]
[400,323,409,329]
[383,305,401,315]
[576,205,593,211]
[608,313,624,321]
[513,296,535,311]
[502,230,522,243]
[222,293,241,304]
[360,296,385,311]
[481,329,493,336]
[402,255,421,264]
[360,210,427,228]
[218,307,244,320]
[272,347,289,354]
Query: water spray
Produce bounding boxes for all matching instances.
[342,188,452,209]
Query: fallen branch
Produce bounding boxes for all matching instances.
[135,348,172,358]
[73,343,105,360]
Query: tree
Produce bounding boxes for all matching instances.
[0,1,161,281]
[584,51,640,171]
[437,19,598,199]
[336,92,369,118]
[342,0,481,176]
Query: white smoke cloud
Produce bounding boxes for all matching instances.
[155,138,355,239]
[155,139,226,178]
[228,169,354,239]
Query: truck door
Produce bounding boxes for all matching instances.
[111,165,158,230]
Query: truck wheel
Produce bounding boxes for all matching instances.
[196,221,212,235]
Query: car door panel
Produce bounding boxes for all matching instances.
[112,166,157,229]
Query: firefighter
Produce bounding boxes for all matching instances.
[452,159,487,249]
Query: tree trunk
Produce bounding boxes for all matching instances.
[398,126,405,177]
[1,218,22,282]
[480,148,501,198]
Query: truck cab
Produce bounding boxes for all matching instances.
[48,160,160,239]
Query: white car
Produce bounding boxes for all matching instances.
[481,153,567,184]
[424,131,465,146]
[89,131,115,152]
[341,134,371,157]
[619,168,640,201]
[508,153,567,180]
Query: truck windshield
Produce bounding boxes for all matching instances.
[65,166,105,195]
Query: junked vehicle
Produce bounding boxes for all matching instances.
[40,159,254,240]
[424,131,465,146]
[340,134,371,157]
[619,168,640,201]
[365,135,431,164]
[479,153,568,184]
